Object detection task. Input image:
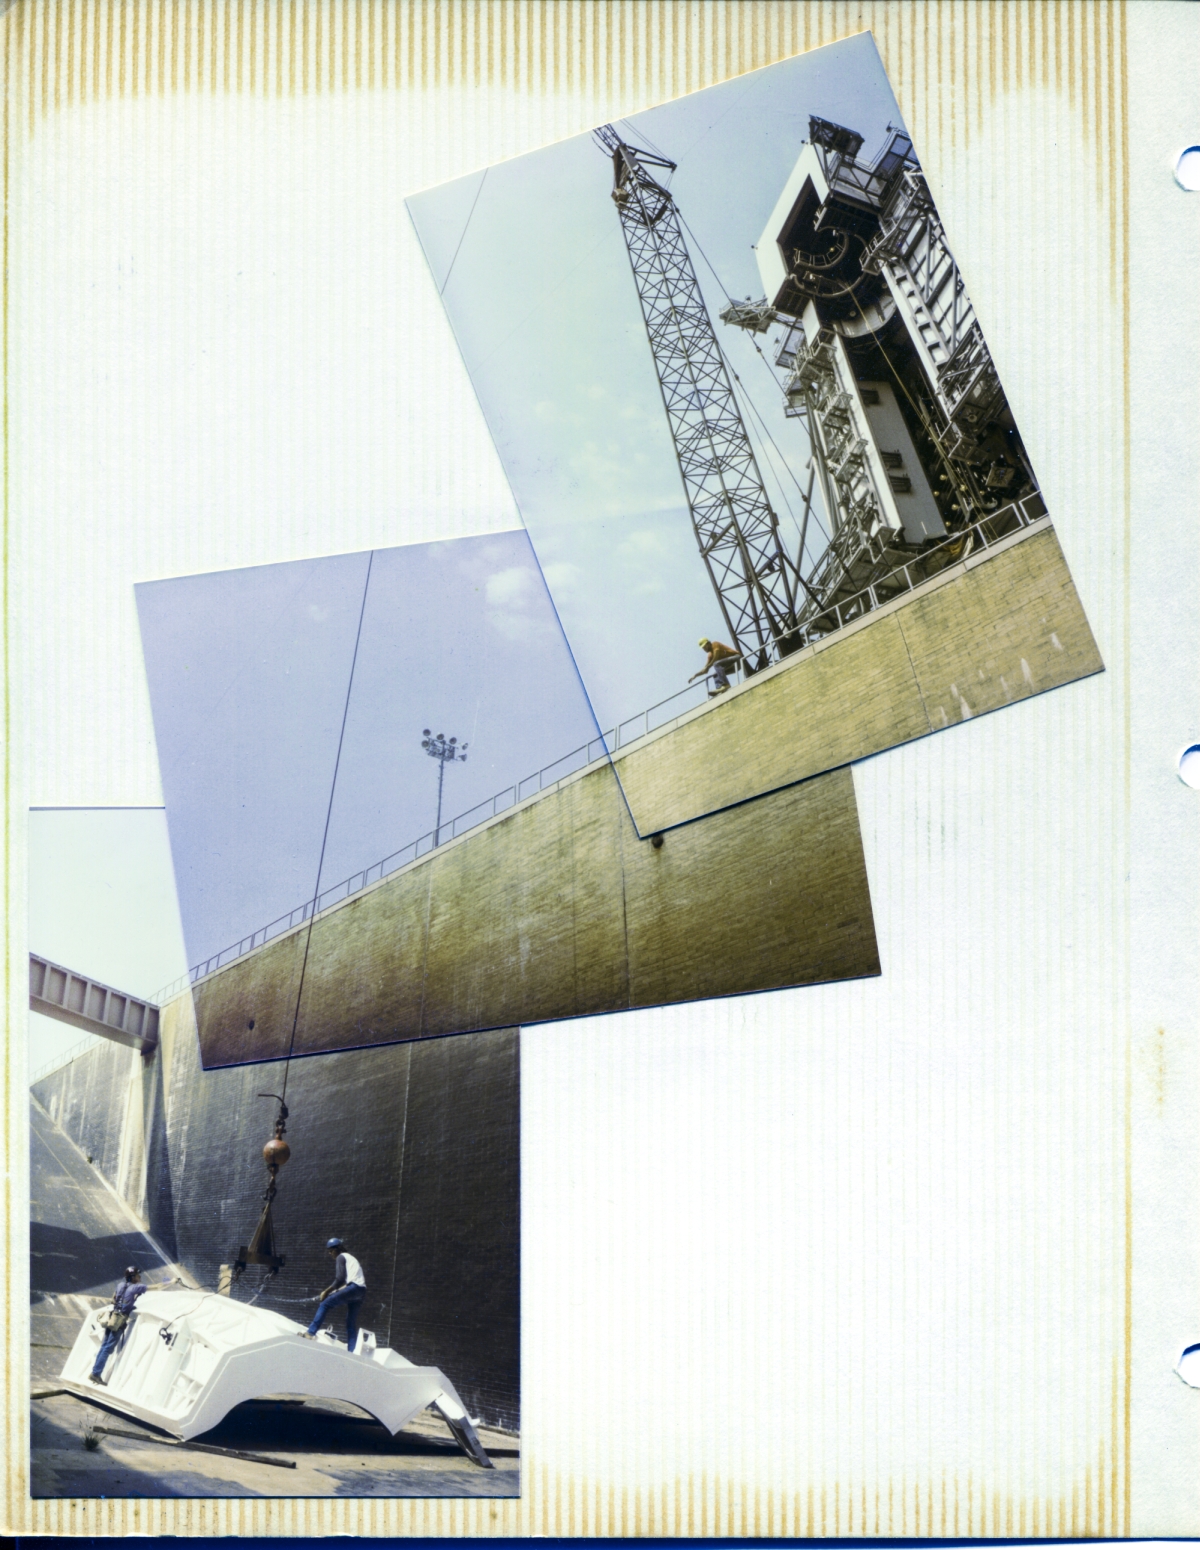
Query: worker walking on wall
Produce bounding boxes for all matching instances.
[689,637,740,697]
[301,1238,367,1352]
[89,1265,175,1384]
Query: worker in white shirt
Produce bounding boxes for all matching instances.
[301,1237,367,1352]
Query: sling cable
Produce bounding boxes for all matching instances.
[230,552,376,1289]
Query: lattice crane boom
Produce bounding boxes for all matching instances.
[595,125,804,666]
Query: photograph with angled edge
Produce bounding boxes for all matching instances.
[29,812,521,1500]
[135,530,878,1070]
[406,32,1103,840]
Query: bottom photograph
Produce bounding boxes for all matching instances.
[29,986,520,1500]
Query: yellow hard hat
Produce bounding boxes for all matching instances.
[698,637,710,648]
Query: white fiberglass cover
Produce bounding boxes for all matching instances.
[61,1289,491,1463]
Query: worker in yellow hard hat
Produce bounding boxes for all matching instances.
[689,636,740,697]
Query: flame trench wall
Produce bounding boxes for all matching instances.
[32,1018,521,1432]
[191,770,880,1069]
[187,521,1095,1072]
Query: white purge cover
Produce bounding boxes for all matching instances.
[61,1289,489,1460]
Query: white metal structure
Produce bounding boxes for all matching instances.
[61,1288,494,1466]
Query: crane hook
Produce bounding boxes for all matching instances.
[256,1092,290,1189]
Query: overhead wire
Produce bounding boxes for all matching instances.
[675,206,831,551]
[728,371,826,571]
[438,167,488,296]
[617,117,672,163]
[192,553,374,1289]
[280,550,375,1105]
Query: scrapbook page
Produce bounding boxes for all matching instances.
[7,0,1198,1538]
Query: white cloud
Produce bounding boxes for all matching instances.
[485,564,555,642]
[485,566,536,608]
[540,561,583,593]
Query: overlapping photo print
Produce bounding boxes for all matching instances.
[407,32,1102,838]
[135,532,878,1068]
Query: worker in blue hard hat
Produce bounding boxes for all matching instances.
[689,636,739,697]
[300,1238,367,1352]
[88,1265,178,1384]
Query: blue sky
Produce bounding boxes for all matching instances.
[136,532,600,969]
[407,33,903,736]
[28,809,190,1073]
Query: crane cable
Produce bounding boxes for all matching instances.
[229,552,375,1282]
[675,207,832,552]
[280,549,376,1104]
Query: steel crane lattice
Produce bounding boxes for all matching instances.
[595,125,805,667]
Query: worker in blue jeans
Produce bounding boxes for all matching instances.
[301,1238,366,1352]
[89,1265,177,1384]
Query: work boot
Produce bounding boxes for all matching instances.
[299,1332,316,1339]
[88,1373,106,1385]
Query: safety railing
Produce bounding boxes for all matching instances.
[603,493,1048,749]
[155,492,1047,1004]
[152,729,620,1003]
[778,490,1046,651]
[29,1033,105,1086]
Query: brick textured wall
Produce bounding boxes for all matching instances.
[193,762,878,1066]
[614,524,1105,830]
[33,1020,520,1430]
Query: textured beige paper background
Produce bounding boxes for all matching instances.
[4,0,1198,1537]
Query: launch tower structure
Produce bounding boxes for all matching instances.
[595,124,815,669]
[727,115,1042,643]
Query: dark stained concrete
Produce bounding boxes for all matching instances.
[191,763,877,1067]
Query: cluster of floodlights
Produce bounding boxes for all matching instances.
[422,730,469,846]
[421,731,468,763]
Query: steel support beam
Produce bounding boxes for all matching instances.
[29,953,159,1054]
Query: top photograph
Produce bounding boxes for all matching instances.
[408,32,1102,836]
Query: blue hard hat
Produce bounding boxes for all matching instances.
[325,1237,343,1251]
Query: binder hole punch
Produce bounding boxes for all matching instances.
[1176,1342,1200,1387]
[1176,744,1200,789]
[1174,146,1200,192]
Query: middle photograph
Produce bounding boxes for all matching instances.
[137,531,879,1068]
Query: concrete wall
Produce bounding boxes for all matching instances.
[613,523,1105,831]
[185,525,1092,1070]
[32,1012,520,1431]
[192,762,877,1068]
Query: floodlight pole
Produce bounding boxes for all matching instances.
[421,730,468,847]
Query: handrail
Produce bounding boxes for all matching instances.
[29,1033,104,1086]
[154,494,1047,1004]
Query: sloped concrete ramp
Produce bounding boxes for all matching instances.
[30,1095,176,1383]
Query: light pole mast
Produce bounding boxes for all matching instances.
[421,730,468,846]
